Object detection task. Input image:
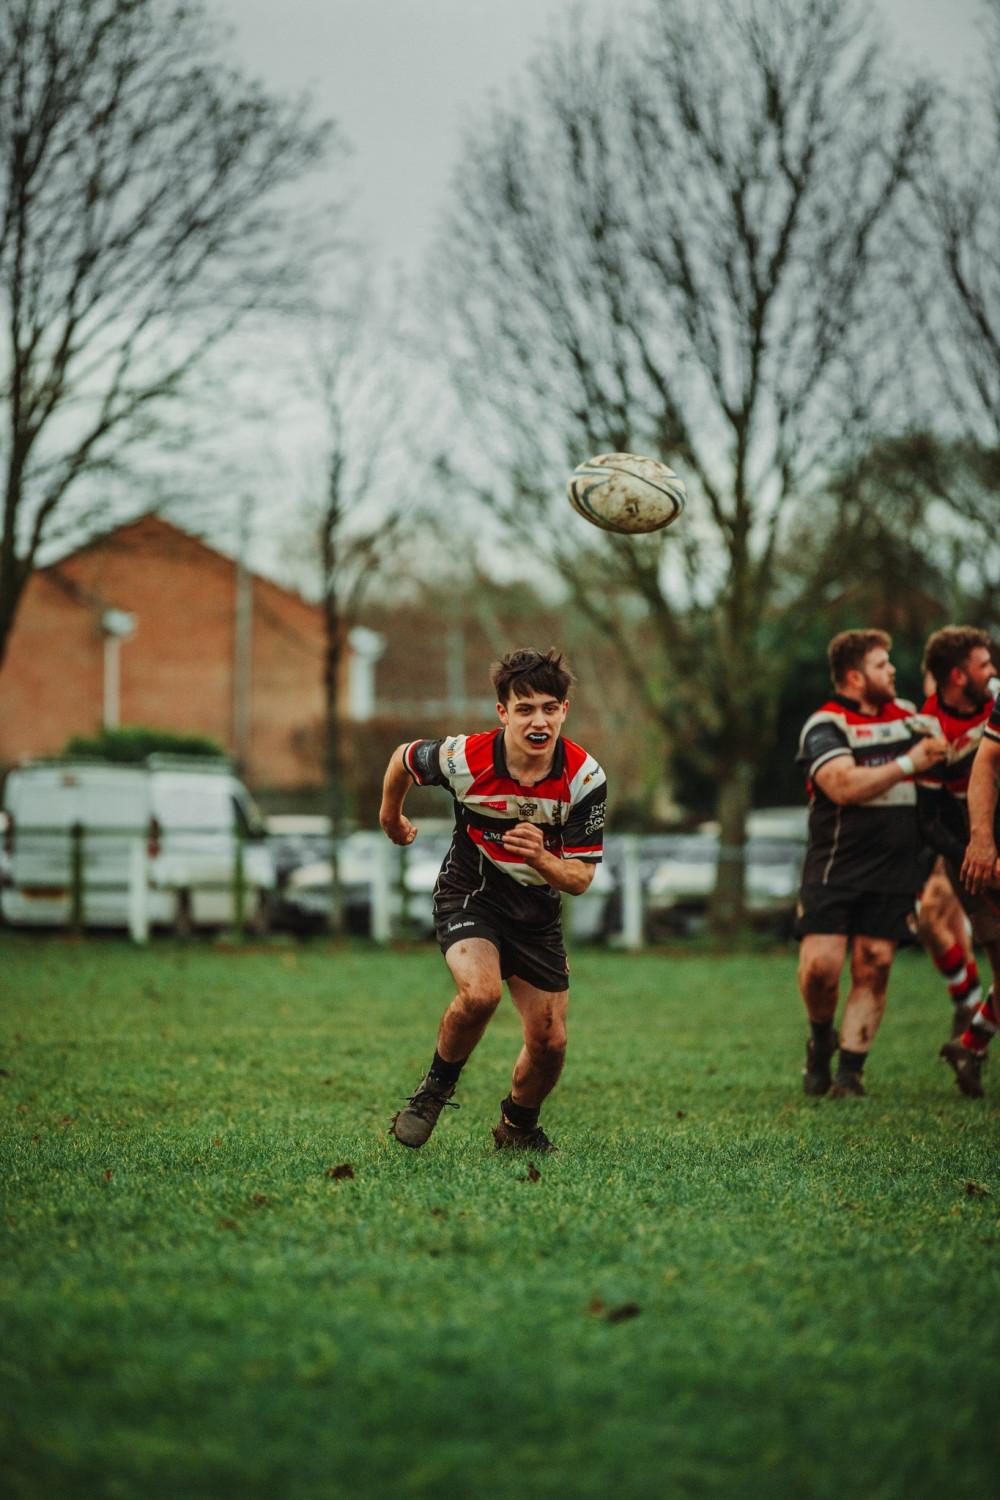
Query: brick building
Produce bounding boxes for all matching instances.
[0,518,670,821]
[0,515,337,792]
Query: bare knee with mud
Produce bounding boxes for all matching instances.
[438,983,502,1060]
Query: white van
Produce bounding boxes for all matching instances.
[1,757,275,932]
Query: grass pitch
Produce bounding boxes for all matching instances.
[1,932,998,1499]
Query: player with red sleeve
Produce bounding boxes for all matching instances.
[379,648,607,1154]
[914,627,999,1096]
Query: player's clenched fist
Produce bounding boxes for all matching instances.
[380,812,417,846]
[911,734,948,771]
[502,821,546,866]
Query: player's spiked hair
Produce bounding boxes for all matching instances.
[491,647,575,705]
[922,626,992,690]
[828,629,891,687]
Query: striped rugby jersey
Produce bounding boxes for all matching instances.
[914,692,995,867]
[404,729,606,926]
[797,694,937,892]
[986,695,1000,748]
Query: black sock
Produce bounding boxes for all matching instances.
[810,1019,835,1048]
[837,1048,867,1077]
[428,1050,466,1087]
[500,1093,539,1131]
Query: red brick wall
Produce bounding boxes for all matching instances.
[0,515,331,791]
[0,569,106,763]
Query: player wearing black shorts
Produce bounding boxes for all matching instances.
[795,630,946,1098]
[952,655,1000,1095]
[379,648,607,1154]
[915,626,999,1096]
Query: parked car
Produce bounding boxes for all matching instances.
[1,757,275,932]
[274,826,454,937]
[644,808,808,935]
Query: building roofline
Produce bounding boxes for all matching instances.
[43,511,321,613]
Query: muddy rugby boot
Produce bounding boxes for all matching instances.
[803,1028,839,1096]
[940,1038,986,1099]
[829,1071,867,1100]
[390,1075,459,1148]
[492,1116,560,1154]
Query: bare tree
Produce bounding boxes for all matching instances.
[297,273,422,931]
[904,2,1000,474]
[435,0,930,929]
[0,0,334,671]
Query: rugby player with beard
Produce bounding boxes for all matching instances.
[379,649,607,1154]
[952,642,1000,1095]
[915,627,1000,1097]
[795,630,947,1098]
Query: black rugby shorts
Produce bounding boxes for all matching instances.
[794,884,914,943]
[435,904,570,993]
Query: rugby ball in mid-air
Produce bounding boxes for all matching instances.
[566,453,686,535]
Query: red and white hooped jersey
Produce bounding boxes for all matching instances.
[918,691,993,802]
[404,729,606,923]
[915,690,997,867]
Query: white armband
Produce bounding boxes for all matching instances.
[895,754,915,778]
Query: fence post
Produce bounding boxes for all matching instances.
[69,821,84,935]
[128,837,149,944]
[370,838,393,943]
[620,834,644,951]
[232,829,246,942]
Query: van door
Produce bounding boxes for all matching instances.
[150,771,236,925]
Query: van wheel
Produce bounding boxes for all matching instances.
[173,889,194,939]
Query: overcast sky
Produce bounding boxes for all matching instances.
[215,0,990,272]
[201,0,991,582]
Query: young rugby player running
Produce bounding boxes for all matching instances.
[915,627,999,1097]
[379,649,607,1154]
[795,630,947,1098]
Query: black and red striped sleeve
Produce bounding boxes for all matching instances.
[403,739,446,787]
[562,762,607,862]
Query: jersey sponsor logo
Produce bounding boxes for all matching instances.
[517,800,537,819]
[480,799,508,811]
[585,806,606,835]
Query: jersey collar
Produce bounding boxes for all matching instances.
[492,726,566,786]
[936,692,987,721]
[832,691,884,718]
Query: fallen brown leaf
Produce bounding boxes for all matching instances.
[327,1163,354,1180]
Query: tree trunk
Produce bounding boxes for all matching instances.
[708,760,752,936]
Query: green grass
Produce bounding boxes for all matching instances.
[1,932,998,1499]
